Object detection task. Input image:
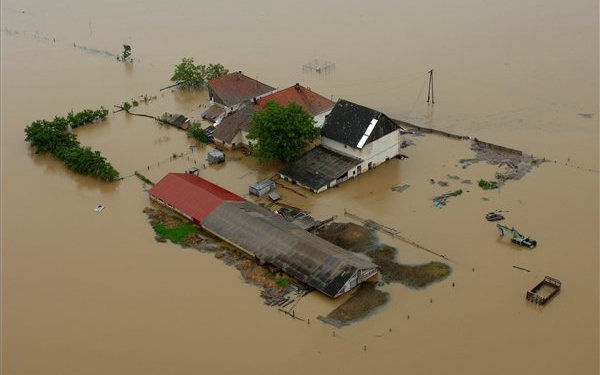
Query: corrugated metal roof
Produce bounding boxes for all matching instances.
[202,201,377,297]
[321,99,399,148]
[208,71,275,107]
[279,145,362,192]
[255,83,335,117]
[148,173,244,222]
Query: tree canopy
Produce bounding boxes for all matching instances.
[247,101,319,163]
[170,58,229,89]
[186,121,210,143]
[24,108,119,181]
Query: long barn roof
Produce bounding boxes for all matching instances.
[201,201,377,297]
[148,173,244,222]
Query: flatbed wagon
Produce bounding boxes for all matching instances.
[526,276,561,305]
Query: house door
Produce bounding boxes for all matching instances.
[357,165,362,174]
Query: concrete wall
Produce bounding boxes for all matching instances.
[213,130,243,150]
[314,109,332,128]
[321,129,401,169]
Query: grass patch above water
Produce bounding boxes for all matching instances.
[153,223,199,245]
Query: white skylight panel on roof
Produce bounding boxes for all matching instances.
[356,118,378,149]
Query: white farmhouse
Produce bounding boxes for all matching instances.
[279,99,402,193]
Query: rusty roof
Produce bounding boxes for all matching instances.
[212,105,259,144]
[255,83,335,117]
[202,201,377,297]
[148,173,244,222]
[208,71,275,107]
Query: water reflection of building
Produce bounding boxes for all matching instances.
[148,173,378,298]
[280,99,403,193]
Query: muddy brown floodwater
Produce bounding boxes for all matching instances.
[1,1,598,374]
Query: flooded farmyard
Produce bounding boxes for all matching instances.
[1,1,598,374]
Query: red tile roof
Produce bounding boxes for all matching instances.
[148,173,244,223]
[208,72,275,107]
[255,83,335,117]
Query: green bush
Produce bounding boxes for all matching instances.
[24,109,119,181]
[275,278,289,288]
[478,179,498,190]
[186,121,210,143]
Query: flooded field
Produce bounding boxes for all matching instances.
[1,1,598,374]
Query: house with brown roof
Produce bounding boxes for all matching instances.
[207,71,275,117]
[279,99,402,193]
[255,83,335,127]
[212,83,335,149]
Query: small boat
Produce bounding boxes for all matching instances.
[94,205,105,212]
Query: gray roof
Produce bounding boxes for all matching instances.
[201,201,377,297]
[201,105,225,122]
[321,99,399,148]
[279,145,362,192]
[212,105,258,144]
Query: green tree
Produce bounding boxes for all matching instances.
[122,45,131,59]
[247,101,319,163]
[24,108,119,181]
[186,121,209,143]
[205,63,229,81]
[118,44,132,62]
[24,119,77,154]
[170,58,229,89]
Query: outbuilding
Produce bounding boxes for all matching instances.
[148,173,378,297]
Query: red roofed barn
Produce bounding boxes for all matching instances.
[147,173,378,298]
[148,173,244,224]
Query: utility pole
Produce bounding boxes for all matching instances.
[427,69,435,104]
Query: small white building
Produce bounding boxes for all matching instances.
[279,99,402,193]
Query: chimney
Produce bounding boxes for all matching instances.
[295,83,301,91]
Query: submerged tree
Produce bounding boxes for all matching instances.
[170,58,228,89]
[247,101,319,163]
[24,109,119,181]
[186,121,209,143]
[118,44,132,62]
